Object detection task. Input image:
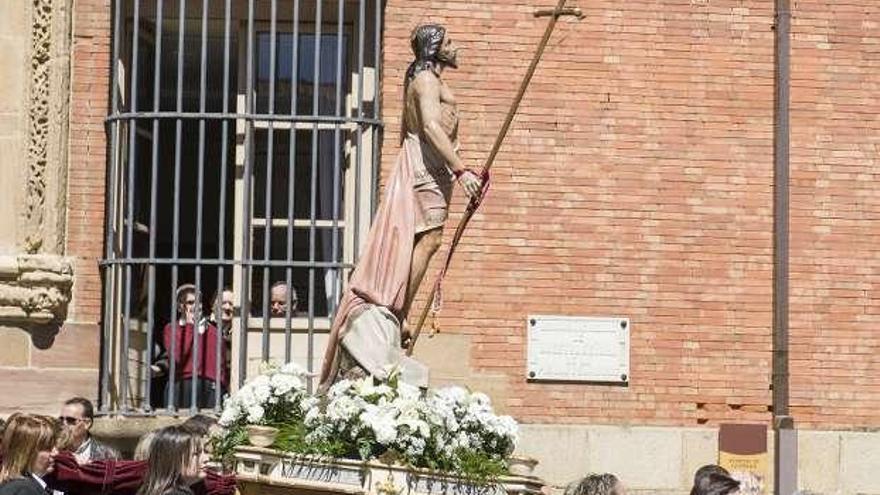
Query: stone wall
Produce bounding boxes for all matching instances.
[516,424,880,495]
[0,0,94,417]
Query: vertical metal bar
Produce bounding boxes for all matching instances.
[168,0,187,411]
[307,0,323,391]
[190,0,210,412]
[101,0,124,413]
[238,0,256,387]
[145,0,165,412]
[284,0,302,364]
[214,0,232,412]
[353,0,365,261]
[371,0,382,215]
[261,0,279,363]
[329,0,344,316]
[121,0,141,412]
[773,0,795,494]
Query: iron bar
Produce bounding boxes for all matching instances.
[167,0,188,412]
[353,0,365,261]
[260,0,279,363]
[238,0,256,388]
[120,0,141,413]
[371,0,382,216]
[100,258,355,268]
[330,0,344,317]
[107,112,382,125]
[306,0,324,392]
[213,0,232,412]
[284,0,302,364]
[100,0,124,413]
[145,0,165,413]
[190,0,210,412]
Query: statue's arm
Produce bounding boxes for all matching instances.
[412,72,465,174]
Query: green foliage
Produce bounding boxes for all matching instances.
[209,424,248,467]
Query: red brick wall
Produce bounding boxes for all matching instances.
[789,1,880,428]
[54,0,880,428]
[67,0,111,325]
[384,0,877,430]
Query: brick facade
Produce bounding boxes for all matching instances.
[384,0,878,430]
[68,0,111,325]
[789,0,880,428]
[47,0,880,429]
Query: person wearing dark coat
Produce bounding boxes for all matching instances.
[0,414,59,495]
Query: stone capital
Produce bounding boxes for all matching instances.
[0,254,73,334]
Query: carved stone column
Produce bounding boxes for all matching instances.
[0,0,74,335]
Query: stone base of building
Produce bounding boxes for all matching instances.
[516,424,880,494]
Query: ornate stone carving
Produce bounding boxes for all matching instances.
[22,0,71,255]
[0,255,73,332]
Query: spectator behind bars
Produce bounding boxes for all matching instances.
[564,473,626,495]
[163,284,229,409]
[269,282,299,317]
[0,413,59,495]
[58,397,118,463]
[210,288,235,339]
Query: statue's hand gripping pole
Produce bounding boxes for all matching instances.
[405,0,583,357]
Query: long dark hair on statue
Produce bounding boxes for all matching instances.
[401,24,446,143]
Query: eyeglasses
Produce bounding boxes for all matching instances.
[58,416,84,426]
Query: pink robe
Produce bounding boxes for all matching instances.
[318,135,421,389]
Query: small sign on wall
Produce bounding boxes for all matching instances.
[719,424,768,494]
[526,315,630,384]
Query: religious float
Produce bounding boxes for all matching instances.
[214,362,544,495]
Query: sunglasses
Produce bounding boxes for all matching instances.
[58,416,84,426]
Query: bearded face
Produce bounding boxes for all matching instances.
[436,33,459,69]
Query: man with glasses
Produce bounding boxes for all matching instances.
[58,397,118,463]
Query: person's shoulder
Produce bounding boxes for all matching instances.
[0,478,46,495]
[91,438,120,460]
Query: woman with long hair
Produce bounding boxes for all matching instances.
[0,413,60,495]
[136,426,207,495]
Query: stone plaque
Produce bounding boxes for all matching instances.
[526,315,629,383]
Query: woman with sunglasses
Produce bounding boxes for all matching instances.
[0,413,60,495]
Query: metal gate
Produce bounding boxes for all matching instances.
[100,0,383,414]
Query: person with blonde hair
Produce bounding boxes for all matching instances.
[564,473,625,495]
[137,425,207,495]
[0,413,60,495]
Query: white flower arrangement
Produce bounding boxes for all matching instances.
[219,361,312,427]
[304,374,518,471]
[216,362,518,477]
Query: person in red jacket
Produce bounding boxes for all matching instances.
[163,284,229,410]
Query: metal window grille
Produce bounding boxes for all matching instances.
[100,0,383,415]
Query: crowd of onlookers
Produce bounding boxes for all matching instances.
[0,393,800,495]
[0,397,234,495]
[153,281,299,409]
[0,398,792,495]
[562,466,767,495]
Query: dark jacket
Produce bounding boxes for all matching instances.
[0,476,51,495]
